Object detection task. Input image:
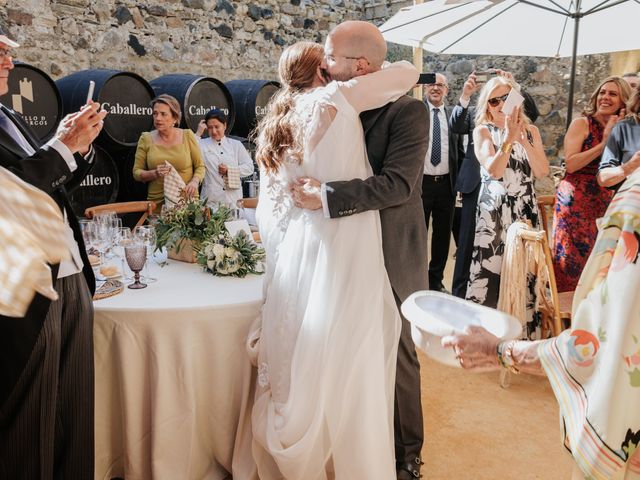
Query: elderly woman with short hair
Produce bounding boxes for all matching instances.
[133,94,205,204]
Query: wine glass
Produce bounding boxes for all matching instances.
[114,227,133,281]
[134,225,157,283]
[125,243,147,289]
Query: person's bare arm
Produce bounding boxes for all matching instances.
[598,151,640,187]
[520,124,549,178]
[564,112,624,173]
[441,325,547,375]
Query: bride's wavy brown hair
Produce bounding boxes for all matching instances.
[254,42,324,174]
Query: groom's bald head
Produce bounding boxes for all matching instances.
[324,21,387,80]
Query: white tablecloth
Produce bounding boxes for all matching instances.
[93,260,263,480]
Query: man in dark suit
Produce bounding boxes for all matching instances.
[421,74,464,293]
[451,71,539,299]
[291,21,429,480]
[0,28,106,478]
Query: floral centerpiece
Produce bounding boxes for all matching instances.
[155,196,265,277]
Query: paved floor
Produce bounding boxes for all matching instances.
[418,234,574,479]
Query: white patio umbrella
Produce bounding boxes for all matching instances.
[380,0,640,127]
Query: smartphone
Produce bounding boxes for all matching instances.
[502,88,525,116]
[86,80,95,104]
[475,69,496,84]
[417,73,437,85]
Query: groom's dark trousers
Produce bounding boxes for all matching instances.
[324,95,430,474]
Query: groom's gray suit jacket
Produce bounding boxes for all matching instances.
[325,95,430,301]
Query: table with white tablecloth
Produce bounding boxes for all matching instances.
[93,260,263,480]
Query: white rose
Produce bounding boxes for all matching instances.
[224,247,236,258]
[207,259,215,269]
[212,244,225,258]
[216,260,228,275]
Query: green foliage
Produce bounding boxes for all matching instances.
[155,197,265,277]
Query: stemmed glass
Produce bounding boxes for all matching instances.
[125,243,147,289]
[134,225,157,283]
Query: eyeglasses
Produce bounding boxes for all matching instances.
[488,93,509,107]
[324,54,368,64]
[427,82,448,89]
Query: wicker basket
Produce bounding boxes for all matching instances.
[168,239,198,263]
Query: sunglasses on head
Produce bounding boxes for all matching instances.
[488,93,509,107]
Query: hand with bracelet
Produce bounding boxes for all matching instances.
[441,326,546,375]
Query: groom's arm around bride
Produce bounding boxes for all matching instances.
[291,20,430,480]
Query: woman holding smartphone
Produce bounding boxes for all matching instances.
[466,75,549,339]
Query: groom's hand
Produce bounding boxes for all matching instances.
[290,177,322,210]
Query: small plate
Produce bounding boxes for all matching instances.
[401,291,522,368]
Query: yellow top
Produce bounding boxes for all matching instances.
[132,129,206,202]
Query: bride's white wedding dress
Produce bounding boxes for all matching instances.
[251,61,418,480]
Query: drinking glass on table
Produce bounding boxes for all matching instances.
[134,225,157,283]
[114,227,134,281]
[124,242,147,289]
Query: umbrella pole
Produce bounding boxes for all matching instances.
[412,0,424,100]
[566,14,581,130]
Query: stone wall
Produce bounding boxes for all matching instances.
[1,0,365,81]
[364,1,612,172]
[0,0,619,171]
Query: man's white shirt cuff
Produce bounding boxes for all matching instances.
[45,138,78,172]
[320,183,330,218]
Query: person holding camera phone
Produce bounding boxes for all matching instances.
[421,73,464,293]
[465,74,549,339]
[0,26,107,478]
[451,70,541,300]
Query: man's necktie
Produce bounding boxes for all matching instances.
[430,108,441,166]
[0,109,36,155]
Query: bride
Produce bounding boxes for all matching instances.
[250,40,418,479]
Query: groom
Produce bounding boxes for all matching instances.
[291,21,430,480]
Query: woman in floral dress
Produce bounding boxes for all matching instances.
[552,76,630,292]
[466,75,549,339]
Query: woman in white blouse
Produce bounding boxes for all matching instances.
[196,108,254,207]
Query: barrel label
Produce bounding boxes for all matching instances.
[101,102,153,116]
[22,114,49,127]
[80,174,113,187]
[188,105,229,116]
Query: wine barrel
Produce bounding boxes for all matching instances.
[113,147,148,203]
[69,145,119,216]
[226,80,280,138]
[150,74,235,133]
[0,62,63,140]
[56,70,154,148]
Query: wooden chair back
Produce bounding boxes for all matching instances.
[85,201,157,229]
[536,195,555,241]
[237,197,258,209]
